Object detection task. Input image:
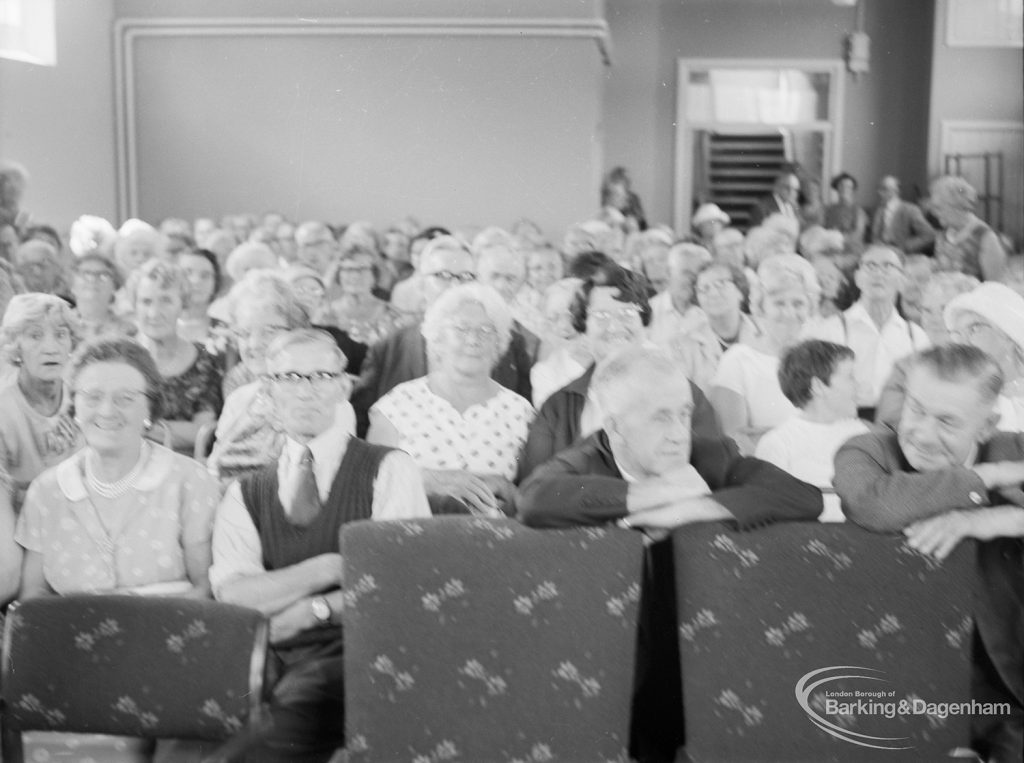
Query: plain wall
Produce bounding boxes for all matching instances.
[0,0,117,231]
[603,0,936,228]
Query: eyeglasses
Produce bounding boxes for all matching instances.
[697,279,736,295]
[76,388,149,409]
[951,322,995,342]
[588,306,642,325]
[860,261,903,274]
[232,325,288,343]
[446,323,498,341]
[339,265,374,275]
[76,270,114,283]
[425,270,476,284]
[265,371,343,390]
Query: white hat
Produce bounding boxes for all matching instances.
[944,282,1024,354]
[692,203,730,228]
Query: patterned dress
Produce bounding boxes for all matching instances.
[157,343,224,420]
[372,377,535,481]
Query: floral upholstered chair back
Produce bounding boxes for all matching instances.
[340,517,645,763]
[672,523,978,762]
[0,595,268,758]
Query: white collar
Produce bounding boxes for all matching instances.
[56,443,175,501]
[846,301,905,330]
[282,419,351,467]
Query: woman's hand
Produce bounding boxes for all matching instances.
[903,506,1024,560]
[478,474,517,517]
[423,470,501,517]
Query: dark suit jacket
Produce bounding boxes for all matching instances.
[748,194,797,227]
[351,321,534,437]
[516,364,723,482]
[869,200,935,254]
[517,429,822,530]
[835,429,1024,706]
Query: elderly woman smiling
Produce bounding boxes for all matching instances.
[70,253,137,341]
[367,283,536,516]
[0,294,83,511]
[710,254,821,454]
[130,259,223,453]
[328,246,407,345]
[16,337,219,598]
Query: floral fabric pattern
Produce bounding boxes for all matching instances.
[156,343,223,420]
[340,517,643,762]
[672,523,977,762]
[1,595,266,742]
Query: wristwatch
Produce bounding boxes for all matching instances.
[310,596,332,626]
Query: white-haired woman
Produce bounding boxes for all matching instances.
[70,253,137,341]
[710,254,821,454]
[945,281,1024,431]
[0,294,83,511]
[930,175,1007,282]
[131,259,222,453]
[208,240,278,323]
[368,283,536,516]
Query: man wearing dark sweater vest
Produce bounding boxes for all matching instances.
[211,329,429,762]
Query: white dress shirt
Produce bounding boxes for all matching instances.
[210,420,430,595]
[803,302,930,407]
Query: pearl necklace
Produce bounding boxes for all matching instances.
[85,442,151,499]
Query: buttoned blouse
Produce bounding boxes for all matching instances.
[14,445,219,594]
[372,376,536,480]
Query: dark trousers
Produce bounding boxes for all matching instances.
[971,629,1024,763]
[247,635,346,763]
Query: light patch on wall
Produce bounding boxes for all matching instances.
[0,0,56,66]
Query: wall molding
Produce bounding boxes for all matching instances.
[112,16,611,221]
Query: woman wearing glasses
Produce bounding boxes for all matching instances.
[670,261,758,393]
[70,253,137,341]
[367,283,535,516]
[16,337,219,599]
[327,246,407,345]
[0,294,83,512]
[14,337,219,761]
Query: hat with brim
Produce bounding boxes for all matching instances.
[944,282,1024,354]
[692,203,730,228]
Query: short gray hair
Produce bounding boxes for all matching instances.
[421,282,513,359]
[907,344,1003,404]
[0,293,82,364]
[226,269,310,329]
[127,258,192,310]
[265,328,347,372]
[224,241,278,282]
[592,346,687,422]
[750,254,821,318]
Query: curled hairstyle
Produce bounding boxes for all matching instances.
[180,248,223,298]
[907,344,1004,403]
[778,340,855,408]
[421,282,514,361]
[569,266,652,334]
[226,269,310,329]
[127,258,192,310]
[0,293,82,365]
[68,337,164,421]
[750,254,821,320]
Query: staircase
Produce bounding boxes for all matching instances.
[697,131,791,230]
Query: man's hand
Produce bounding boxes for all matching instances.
[904,506,1024,560]
[424,470,500,516]
[626,496,733,531]
[269,597,316,644]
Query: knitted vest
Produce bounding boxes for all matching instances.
[240,438,392,649]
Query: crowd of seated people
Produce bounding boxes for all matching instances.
[0,162,1022,762]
